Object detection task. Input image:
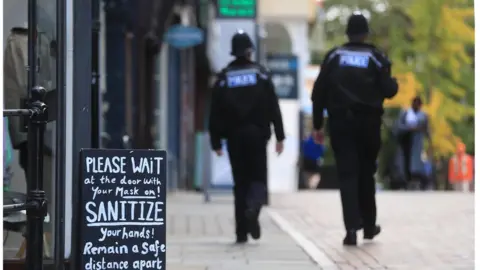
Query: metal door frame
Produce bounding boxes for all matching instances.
[64,0,92,267]
[53,0,67,267]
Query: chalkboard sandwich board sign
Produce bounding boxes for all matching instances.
[78,149,167,270]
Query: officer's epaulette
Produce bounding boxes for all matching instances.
[370,47,391,64]
[359,43,386,57]
[245,64,267,80]
[215,68,228,78]
[322,46,340,64]
[255,63,268,73]
[221,63,270,78]
[222,66,231,72]
[326,46,339,55]
[375,48,388,59]
[219,67,228,74]
[327,46,339,52]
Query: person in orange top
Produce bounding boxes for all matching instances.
[448,142,473,192]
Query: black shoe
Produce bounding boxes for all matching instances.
[249,219,261,240]
[245,208,261,240]
[343,230,357,246]
[363,225,381,240]
[236,235,248,244]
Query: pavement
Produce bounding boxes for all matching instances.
[268,191,474,270]
[166,192,318,270]
[166,191,474,270]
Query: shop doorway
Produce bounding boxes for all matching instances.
[3,0,68,268]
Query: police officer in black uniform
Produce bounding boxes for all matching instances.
[209,30,285,244]
[311,13,398,246]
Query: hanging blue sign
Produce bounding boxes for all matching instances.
[164,25,205,49]
[266,54,299,99]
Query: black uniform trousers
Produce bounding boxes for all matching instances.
[227,126,268,237]
[328,110,381,231]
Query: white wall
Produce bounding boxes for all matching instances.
[264,18,310,193]
[267,101,299,192]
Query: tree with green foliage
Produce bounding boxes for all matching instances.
[316,0,474,156]
[387,0,475,155]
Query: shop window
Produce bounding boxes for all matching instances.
[3,0,57,261]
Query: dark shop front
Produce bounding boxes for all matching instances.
[2,0,178,269]
[3,0,91,268]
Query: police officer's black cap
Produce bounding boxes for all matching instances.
[346,12,369,36]
[231,30,255,57]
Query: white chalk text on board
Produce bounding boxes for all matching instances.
[80,150,167,270]
[85,156,164,174]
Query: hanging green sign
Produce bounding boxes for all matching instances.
[216,0,257,19]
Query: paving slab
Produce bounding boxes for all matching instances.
[166,191,474,269]
[165,193,318,270]
[267,191,474,270]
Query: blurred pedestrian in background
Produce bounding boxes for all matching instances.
[394,96,432,190]
[421,151,434,190]
[301,132,326,189]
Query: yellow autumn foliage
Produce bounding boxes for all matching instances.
[384,73,420,108]
[384,0,474,157]
[385,71,474,156]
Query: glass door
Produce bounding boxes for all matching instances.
[35,0,58,261]
[3,0,60,266]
